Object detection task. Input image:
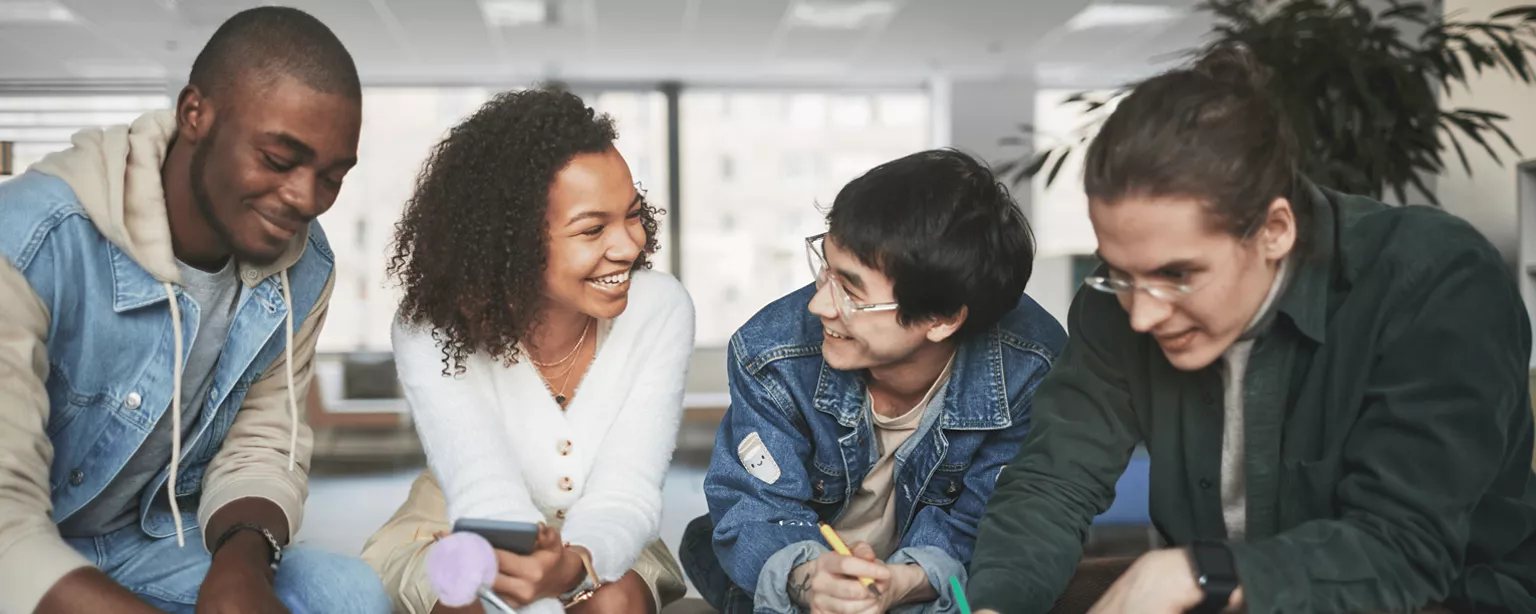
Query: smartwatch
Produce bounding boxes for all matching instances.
[1187,540,1238,614]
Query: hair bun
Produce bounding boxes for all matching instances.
[1193,43,1273,92]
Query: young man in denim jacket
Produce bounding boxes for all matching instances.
[0,8,388,614]
[681,149,1066,614]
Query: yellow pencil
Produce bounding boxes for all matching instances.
[818,523,882,598]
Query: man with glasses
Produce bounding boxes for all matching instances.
[967,47,1536,614]
[679,149,1066,614]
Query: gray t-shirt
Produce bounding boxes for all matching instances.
[58,258,242,536]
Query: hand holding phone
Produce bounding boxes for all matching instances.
[463,522,584,607]
[451,518,541,555]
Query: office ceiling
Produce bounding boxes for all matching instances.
[0,0,1212,89]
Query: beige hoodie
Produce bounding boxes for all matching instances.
[0,110,334,612]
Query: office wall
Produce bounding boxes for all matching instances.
[1437,0,1536,264]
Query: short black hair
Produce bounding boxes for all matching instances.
[189,6,360,102]
[1084,44,1312,255]
[826,148,1035,339]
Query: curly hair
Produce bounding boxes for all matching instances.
[388,88,661,375]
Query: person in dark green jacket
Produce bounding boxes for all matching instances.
[967,45,1536,614]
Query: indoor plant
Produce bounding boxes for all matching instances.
[1002,0,1536,205]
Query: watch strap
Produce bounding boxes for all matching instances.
[1188,540,1237,614]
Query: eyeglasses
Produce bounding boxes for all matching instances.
[805,233,899,322]
[1083,275,1201,303]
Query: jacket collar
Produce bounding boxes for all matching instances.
[813,325,1013,430]
[1274,182,1336,345]
[108,238,308,312]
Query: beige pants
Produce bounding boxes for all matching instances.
[361,470,687,614]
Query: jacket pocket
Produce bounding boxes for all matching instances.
[43,368,91,438]
[1279,454,1342,524]
[919,464,970,507]
[807,462,848,505]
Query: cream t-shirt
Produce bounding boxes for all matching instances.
[833,356,955,559]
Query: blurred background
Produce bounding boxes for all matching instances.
[1,0,1532,604]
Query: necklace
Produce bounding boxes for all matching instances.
[530,318,592,368]
[550,354,580,407]
[531,318,593,408]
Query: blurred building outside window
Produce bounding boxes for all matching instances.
[680,90,931,347]
[0,94,170,178]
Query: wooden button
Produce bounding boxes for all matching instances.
[559,477,574,491]
[558,440,572,456]
[556,509,566,520]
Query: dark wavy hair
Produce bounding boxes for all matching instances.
[389,88,661,375]
[1083,44,1312,257]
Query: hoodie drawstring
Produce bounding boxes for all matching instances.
[161,271,301,549]
[162,282,187,547]
[281,270,297,472]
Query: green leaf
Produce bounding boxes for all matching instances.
[1045,149,1073,187]
[1439,122,1474,174]
[1491,6,1536,20]
[1016,0,1535,203]
[1405,170,1439,206]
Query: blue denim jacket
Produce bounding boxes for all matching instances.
[703,284,1066,612]
[0,171,332,539]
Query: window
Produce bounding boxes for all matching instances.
[680,89,931,346]
[720,155,735,180]
[830,95,873,128]
[0,94,170,179]
[876,95,926,127]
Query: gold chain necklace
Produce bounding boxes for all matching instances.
[532,318,592,409]
[529,318,592,367]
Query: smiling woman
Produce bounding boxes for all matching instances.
[364,87,694,614]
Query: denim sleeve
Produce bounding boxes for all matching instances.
[751,544,968,614]
[704,336,824,594]
[888,546,965,614]
[751,541,829,613]
[899,356,1049,568]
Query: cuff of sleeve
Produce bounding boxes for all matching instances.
[887,545,963,614]
[1224,540,1295,613]
[198,475,306,549]
[753,540,830,613]
[563,522,645,584]
[0,529,94,613]
[967,568,1030,614]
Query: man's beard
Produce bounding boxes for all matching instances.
[189,119,279,266]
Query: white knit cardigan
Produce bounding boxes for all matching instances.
[393,270,695,612]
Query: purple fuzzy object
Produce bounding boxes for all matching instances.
[426,532,498,607]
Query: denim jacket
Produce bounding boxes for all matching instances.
[703,284,1066,613]
[0,113,335,612]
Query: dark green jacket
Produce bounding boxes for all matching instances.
[968,187,1536,614]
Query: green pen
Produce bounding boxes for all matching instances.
[949,576,972,614]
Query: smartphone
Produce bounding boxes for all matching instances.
[452,518,540,555]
